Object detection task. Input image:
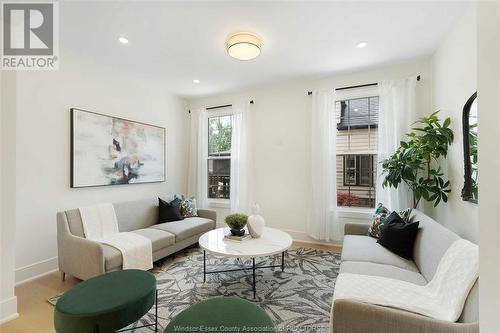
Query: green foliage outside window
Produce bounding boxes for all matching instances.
[208,116,232,155]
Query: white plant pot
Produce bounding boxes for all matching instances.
[247,204,265,238]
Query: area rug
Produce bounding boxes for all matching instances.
[50,246,341,332]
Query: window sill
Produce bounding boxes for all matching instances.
[335,207,373,220]
[207,199,231,209]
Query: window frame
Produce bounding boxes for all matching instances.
[206,109,233,205]
[337,98,379,131]
[342,154,374,187]
[335,86,379,210]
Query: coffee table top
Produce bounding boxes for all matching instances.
[199,227,292,258]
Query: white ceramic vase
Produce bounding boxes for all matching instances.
[247,204,265,238]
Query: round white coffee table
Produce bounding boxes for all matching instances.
[199,227,292,298]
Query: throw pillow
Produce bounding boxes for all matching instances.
[384,210,406,225]
[158,198,183,223]
[377,218,420,260]
[368,203,413,238]
[368,203,390,238]
[399,207,412,223]
[174,194,198,218]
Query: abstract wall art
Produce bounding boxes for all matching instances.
[70,108,166,187]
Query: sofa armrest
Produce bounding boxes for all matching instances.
[197,209,217,222]
[57,211,105,280]
[331,299,478,333]
[344,223,369,236]
[60,234,105,280]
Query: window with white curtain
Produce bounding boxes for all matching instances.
[207,115,232,199]
[336,95,379,208]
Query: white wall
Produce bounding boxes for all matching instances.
[13,48,189,283]
[477,2,500,332]
[424,5,478,242]
[189,59,431,244]
[0,71,19,323]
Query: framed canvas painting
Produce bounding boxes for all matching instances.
[70,108,166,187]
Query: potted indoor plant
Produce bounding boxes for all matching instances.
[225,213,248,236]
[382,111,454,208]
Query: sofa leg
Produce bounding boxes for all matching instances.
[60,272,66,281]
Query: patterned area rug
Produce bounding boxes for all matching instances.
[51,246,341,332]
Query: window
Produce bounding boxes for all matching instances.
[336,95,378,208]
[342,155,374,187]
[337,97,379,130]
[207,115,232,199]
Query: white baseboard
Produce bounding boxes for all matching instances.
[0,296,19,324]
[281,229,342,247]
[15,257,58,285]
[215,223,342,247]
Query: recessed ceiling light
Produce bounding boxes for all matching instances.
[193,79,200,84]
[356,41,368,49]
[118,37,129,44]
[226,32,262,60]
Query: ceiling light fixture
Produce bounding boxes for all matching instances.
[193,79,200,84]
[226,32,262,60]
[356,41,368,49]
[118,37,129,44]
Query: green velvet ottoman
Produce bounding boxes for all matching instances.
[54,269,158,333]
[164,297,275,333]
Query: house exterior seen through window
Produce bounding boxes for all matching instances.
[336,96,378,208]
[208,115,232,199]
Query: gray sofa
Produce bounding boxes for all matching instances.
[57,198,216,281]
[331,209,478,333]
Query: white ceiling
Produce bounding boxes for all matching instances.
[60,1,471,98]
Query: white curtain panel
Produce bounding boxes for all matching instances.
[230,101,253,213]
[377,77,417,211]
[187,108,208,208]
[308,90,340,241]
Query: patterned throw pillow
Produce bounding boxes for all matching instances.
[399,207,412,223]
[368,203,412,238]
[174,194,198,218]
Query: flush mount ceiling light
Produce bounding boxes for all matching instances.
[356,41,368,49]
[193,79,200,84]
[118,37,129,44]
[226,32,262,60]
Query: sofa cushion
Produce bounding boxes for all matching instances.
[150,217,215,242]
[132,228,175,249]
[114,199,159,231]
[341,235,419,272]
[64,199,160,238]
[411,210,460,281]
[339,261,427,286]
[103,229,175,271]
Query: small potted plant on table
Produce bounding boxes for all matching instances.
[225,214,248,236]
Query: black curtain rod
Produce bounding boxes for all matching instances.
[188,100,254,113]
[307,75,421,95]
[336,82,377,91]
[206,103,232,110]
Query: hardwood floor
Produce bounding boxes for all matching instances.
[0,273,79,333]
[0,242,340,333]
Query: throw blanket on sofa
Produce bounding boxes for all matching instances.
[79,204,153,271]
[79,203,119,239]
[97,233,153,271]
[333,239,478,322]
